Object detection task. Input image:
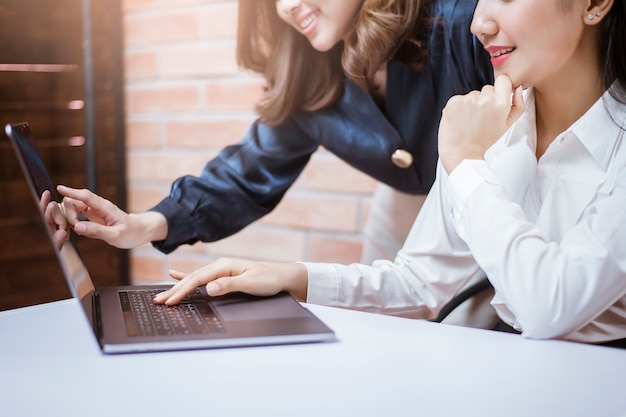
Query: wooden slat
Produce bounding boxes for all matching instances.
[0,0,127,311]
[0,255,71,311]
[0,71,84,104]
[0,0,83,64]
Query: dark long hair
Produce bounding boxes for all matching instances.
[600,1,626,104]
[236,0,433,125]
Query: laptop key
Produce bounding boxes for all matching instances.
[119,290,225,337]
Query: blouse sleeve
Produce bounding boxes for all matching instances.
[304,161,484,319]
[150,117,317,254]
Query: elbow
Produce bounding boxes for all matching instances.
[519,323,570,340]
[513,306,580,340]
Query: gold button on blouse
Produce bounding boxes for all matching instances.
[391,149,414,169]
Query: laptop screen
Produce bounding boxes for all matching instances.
[6,122,336,353]
[5,122,97,326]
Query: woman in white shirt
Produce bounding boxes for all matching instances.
[155,0,626,345]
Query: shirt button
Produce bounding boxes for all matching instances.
[391,149,414,168]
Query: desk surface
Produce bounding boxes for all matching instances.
[1,299,625,417]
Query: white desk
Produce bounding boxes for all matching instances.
[1,299,625,417]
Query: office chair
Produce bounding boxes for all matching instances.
[430,277,494,324]
[431,278,626,347]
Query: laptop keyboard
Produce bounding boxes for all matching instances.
[118,288,225,337]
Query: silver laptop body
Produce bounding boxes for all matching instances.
[6,122,335,354]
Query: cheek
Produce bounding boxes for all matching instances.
[334,2,360,36]
[274,7,291,26]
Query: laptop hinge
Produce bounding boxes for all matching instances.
[93,290,104,341]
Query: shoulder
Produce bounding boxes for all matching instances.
[426,0,480,49]
[430,0,477,21]
[428,0,477,35]
[425,0,492,84]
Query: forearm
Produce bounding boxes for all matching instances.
[150,121,316,253]
[303,261,446,319]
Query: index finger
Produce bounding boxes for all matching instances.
[155,267,217,305]
[57,185,113,219]
[57,185,101,207]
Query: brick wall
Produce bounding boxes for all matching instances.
[122,0,378,284]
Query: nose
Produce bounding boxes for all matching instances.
[470,0,498,42]
[276,0,301,15]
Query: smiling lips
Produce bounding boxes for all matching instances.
[486,46,515,66]
[297,10,319,34]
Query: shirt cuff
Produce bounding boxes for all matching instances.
[148,197,196,254]
[446,159,497,222]
[300,262,340,306]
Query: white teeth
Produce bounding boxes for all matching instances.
[299,12,318,30]
[492,48,514,57]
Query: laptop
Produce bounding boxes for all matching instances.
[5,122,335,354]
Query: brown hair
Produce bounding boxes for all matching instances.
[237,0,433,125]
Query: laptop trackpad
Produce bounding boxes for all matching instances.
[211,293,310,321]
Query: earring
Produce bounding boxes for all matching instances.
[587,13,595,20]
[596,12,601,17]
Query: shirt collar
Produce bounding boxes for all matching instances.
[507,86,626,170]
[570,86,626,170]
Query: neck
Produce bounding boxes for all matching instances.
[533,60,604,159]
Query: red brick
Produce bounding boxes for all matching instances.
[206,77,264,110]
[129,249,167,283]
[124,11,202,46]
[127,150,214,181]
[127,185,168,212]
[303,154,379,194]
[206,227,306,262]
[164,117,253,148]
[197,3,238,38]
[126,120,160,148]
[261,193,360,233]
[159,41,239,78]
[122,0,156,13]
[125,85,202,113]
[125,50,158,80]
[307,235,363,263]
[160,0,228,10]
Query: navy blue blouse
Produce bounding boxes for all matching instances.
[151,0,493,253]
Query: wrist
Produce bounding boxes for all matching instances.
[439,148,485,174]
[285,263,308,302]
[133,211,168,243]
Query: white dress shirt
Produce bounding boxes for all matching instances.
[304,87,626,343]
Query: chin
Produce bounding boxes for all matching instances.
[309,42,335,53]
[494,70,525,89]
[307,34,341,53]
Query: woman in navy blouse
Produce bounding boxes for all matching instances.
[58,0,494,325]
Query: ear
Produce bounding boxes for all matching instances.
[583,0,614,25]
